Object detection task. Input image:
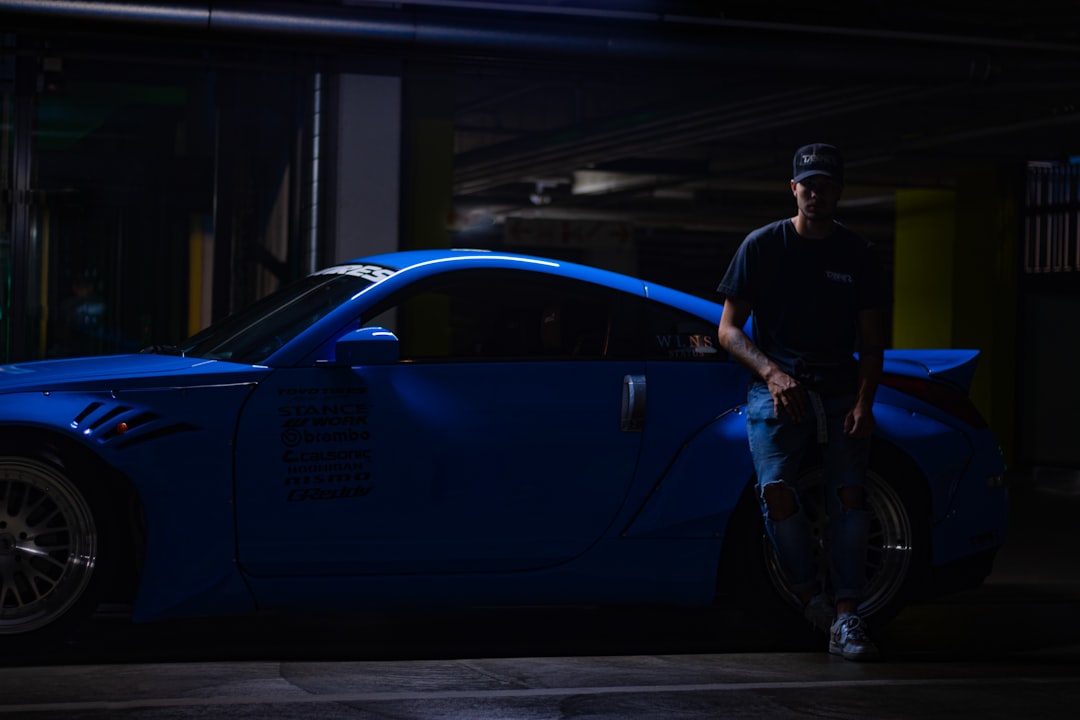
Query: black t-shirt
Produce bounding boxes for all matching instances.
[716,219,889,392]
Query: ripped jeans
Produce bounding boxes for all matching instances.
[745,381,871,601]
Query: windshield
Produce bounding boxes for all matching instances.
[177,264,395,364]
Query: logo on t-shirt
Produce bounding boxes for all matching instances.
[825,270,854,284]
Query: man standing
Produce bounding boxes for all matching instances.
[716,143,889,661]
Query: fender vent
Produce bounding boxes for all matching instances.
[71,401,199,449]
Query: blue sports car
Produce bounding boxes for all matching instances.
[0,249,1007,646]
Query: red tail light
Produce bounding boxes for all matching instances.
[879,373,988,429]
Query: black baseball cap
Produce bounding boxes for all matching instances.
[792,143,844,185]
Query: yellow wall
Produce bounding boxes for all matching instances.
[893,190,956,350]
[891,172,1019,465]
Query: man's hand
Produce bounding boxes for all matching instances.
[765,369,806,421]
[718,298,809,421]
[843,402,876,438]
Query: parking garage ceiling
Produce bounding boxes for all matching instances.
[5,0,1080,236]
[433,1,1080,236]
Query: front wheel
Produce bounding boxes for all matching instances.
[0,455,110,644]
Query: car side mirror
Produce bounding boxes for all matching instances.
[335,327,400,366]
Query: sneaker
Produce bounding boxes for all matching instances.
[802,593,835,634]
[829,614,879,661]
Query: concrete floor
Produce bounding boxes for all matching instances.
[1,647,1078,719]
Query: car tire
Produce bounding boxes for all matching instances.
[0,452,114,648]
[721,443,930,632]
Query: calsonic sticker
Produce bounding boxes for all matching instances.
[313,264,396,283]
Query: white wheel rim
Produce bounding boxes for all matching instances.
[0,458,98,635]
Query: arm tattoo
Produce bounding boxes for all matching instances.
[724,330,771,379]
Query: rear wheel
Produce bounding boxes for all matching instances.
[0,455,110,644]
[723,446,929,629]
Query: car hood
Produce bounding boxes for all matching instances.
[0,354,262,394]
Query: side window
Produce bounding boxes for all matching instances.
[648,302,727,362]
[362,269,643,362]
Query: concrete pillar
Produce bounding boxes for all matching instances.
[329,73,402,263]
[401,73,455,251]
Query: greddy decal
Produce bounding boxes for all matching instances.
[313,264,397,283]
[287,486,372,501]
[277,386,374,502]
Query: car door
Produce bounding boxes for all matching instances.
[233,267,647,576]
[621,297,754,537]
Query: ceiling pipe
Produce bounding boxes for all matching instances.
[0,0,210,28]
[0,0,1023,83]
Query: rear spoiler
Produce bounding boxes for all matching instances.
[879,349,981,393]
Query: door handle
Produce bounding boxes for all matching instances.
[621,374,646,432]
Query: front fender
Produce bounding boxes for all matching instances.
[0,385,260,623]
[623,408,754,539]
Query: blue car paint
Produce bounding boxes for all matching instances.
[0,354,234,390]
[882,348,982,390]
[233,360,644,576]
[874,346,1007,567]
[244,535,725,611]
[619,355,750,536]
[0,361,267,623]
[0,249,1007,625]
[623,407,755,539]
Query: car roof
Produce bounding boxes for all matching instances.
[272,248,722,367]
[348,248,643,294]
[342,248,722,321]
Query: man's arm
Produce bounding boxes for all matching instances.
[844,306,885,438]
[717,297,805,420]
